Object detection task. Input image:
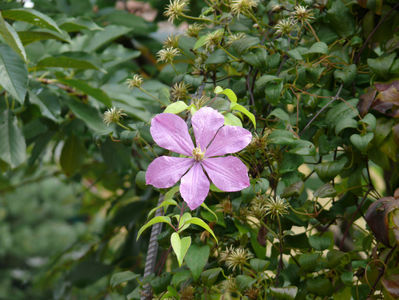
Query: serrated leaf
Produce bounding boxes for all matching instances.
[36,56,100,71]
[0,110,26,168]
[0,12,26,61]
[137,216,172,240]
[0,43,28,103]
[60,135,86,176]
[2,8,62,33]
[58,78,111,107]
[170,233,191,267]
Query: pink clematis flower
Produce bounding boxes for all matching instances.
[145,107,252,210]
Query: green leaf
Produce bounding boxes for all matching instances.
[314,183,337,198]
[110,271,139,288]
[185,244,210,281]
[361,113,376,132]
[60,135,86,176]
[184,217,218,243]
[0,43,28,103]
[265,81,283,105]
[368,53,396,79]
[214,86,237,103]
[334,64,356,84]
[193,35,207,50]
[205,49,227,64]
[236,275,256,291]
[308,232,334,250]
[315,157,348,181]
[289,140,316,156]
[270,286,298,300]
[281,181,304,198]
[306,277,333,296]
[0,110,26,168]
[0,12,26,61]
[307,42,328,55]
[200,202,218,222]
[201,268,221,286]
[231,103,256,128]
[2,8,62,33]
[242,48,268,70]
[17,30,69,45]
[224,112,242,126]
[327,0,355,38]
[170,233,191,267]
[350,132,374,153]
[58,78,111,107]
[249,258,269,272]
[36,56,100,71]
[137,216,172,240]
[147,199,178,219]
[83,25,132,52]
[65,98,111,134]
[231,36,259,53]
[269,108,290,124]
[58,17,102,32]
[268,129,296,145]
[164,101,188,114]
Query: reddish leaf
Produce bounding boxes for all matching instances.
[382,274,399,298]
[359,88,376,116]
[365,197,399,247]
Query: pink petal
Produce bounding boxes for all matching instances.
[192,107,224,150]
[205,126,252,157]
[180,162,210,210]
[150,113,194,156]
[146,156,194,188]
[202,156,250,192]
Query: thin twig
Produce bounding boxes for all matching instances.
[300,84,343,136]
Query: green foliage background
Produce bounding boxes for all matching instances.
[0,0,399,299]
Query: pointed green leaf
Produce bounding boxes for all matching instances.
[231,103,256,128]
[0,110,26,168]
[137,216,172,240]
[2,8,62,33]
[185,244,210,281]
[164,101,188,114]
[0,12,26,61]
[184,217,218,243]
[0,43,28,103]
[110,271,139,288]
[170,233,191,267]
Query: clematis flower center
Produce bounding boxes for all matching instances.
[192,146,205,161]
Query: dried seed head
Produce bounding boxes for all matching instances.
[187,23,204,37]
[264,195,289,219]
[170,81,190,101]
[126,74,143,89]
[103,107,127,126]
[274,18,297,36]
[164,0,189,23]
[180,285,194,300]
[291,5,314,23]
[231,0,258,16]
[216,199,233,214]
[157,47,180,63]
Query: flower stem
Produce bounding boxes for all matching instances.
[139,87,163,105]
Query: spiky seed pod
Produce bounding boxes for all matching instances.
[231,0,258,16]
[222,246,253,271]
[157,47,180,63]
[291,5,314,23]
[164,0,189,23]
[126,74,143,89]
[264,195,289,219]
[187,23,204,37]
[103,107,127,126]
[163,35,180,48]
[170,82,190,101]
[274,18,297,36]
